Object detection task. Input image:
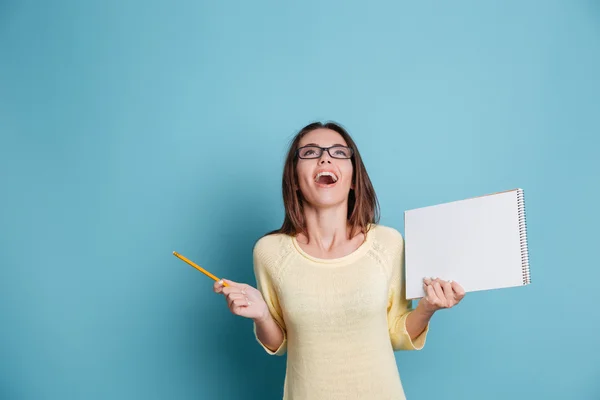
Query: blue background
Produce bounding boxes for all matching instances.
[1,1,599,399]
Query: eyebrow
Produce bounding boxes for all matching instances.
[303,143,347,147]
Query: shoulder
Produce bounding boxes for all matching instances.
[368,224,405,267]
[253,232,288,254]
[368,224,404,248]
[253,232,292,266]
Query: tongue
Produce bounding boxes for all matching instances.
[318,175,335,185]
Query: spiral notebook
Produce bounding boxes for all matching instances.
[404,188,531,300]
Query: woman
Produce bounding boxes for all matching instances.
[214,121,465,399]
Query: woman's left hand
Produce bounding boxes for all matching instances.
[418,277,466,314]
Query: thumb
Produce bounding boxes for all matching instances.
[220,278,240,288]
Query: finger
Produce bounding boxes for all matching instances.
[432,280,446,306]
[226,293,246,308]
[231,302,253,317]
[221,279,240,288]
[222,280,253,293]
[233,298,250,307]
[423,277,433,285]
[425,285,442,308]
[451,281,466,299]
[230,298,251,312]
[214,280,224,293]
[239,284,252,295]
[441,280,455,305]
[222,286,244,296]
[226,293,245,301]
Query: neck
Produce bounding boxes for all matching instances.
[301,202,350,250]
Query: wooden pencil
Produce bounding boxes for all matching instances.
[172,251,229,287]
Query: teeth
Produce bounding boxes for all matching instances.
[315,171,338,183]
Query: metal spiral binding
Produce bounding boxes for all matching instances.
[517,188,531,285]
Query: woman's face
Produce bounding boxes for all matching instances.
[296,128,354,210]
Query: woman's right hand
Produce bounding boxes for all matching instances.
[213,279,270,321]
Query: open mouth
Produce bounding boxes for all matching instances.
[314,171,339,187]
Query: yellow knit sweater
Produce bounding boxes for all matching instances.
[252,224,429,400]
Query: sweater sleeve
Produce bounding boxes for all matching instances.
[386,230,429,351]
[252,238,287,356]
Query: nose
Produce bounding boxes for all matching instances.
[319,151,332,164]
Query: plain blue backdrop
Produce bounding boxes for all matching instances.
[1,1,599,399]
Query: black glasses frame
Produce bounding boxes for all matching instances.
[296,145,354,159]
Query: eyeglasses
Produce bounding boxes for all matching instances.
[296,145,354,159]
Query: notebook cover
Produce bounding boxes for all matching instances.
[404,189,530,300]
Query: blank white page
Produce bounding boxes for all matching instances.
[404,189,526,300]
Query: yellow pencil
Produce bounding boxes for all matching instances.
[172,251,229,287]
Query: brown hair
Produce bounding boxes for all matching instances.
[268,121,380,239]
